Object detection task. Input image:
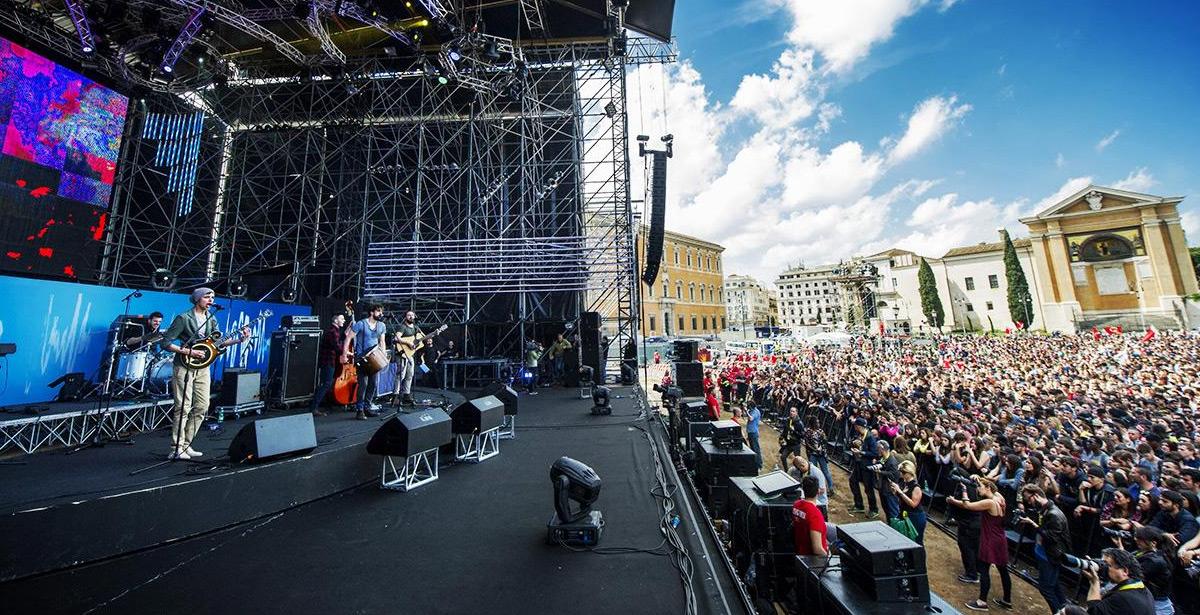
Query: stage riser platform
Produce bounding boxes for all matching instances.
[1,438,377,582]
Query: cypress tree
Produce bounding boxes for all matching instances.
[1001,229,1035,328]
[918,258,945,330]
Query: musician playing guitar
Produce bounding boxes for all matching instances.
[344,304,386,420]
[391,310,429,406]
[160,288,251,460]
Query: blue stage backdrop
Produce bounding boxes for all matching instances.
[0,274,310,406]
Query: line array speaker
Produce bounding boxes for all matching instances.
[641,151,667,285]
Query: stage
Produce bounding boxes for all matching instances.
[1,386,747,614]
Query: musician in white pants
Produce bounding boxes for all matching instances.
[392,311,421,405]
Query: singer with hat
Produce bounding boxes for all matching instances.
[159,288,250,460]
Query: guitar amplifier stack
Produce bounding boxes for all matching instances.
[267,329,320,405]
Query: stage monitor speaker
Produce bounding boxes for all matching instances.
[674,361,703,397]
[217,369,261,406]
[837,521,926,577]
[730,476,798,595]
[479,383,518,416]
[366,408,452,457]
[581,311,601,332]
[450,395,505,434]
[841,566,930,603]
[228,413,318,463]
[268,330,320,402]
[641,152,667,286]
[673,339,699,363]
[680,398,709,422]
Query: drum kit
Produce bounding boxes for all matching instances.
[104,316,173,398]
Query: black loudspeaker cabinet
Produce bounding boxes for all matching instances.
[837,521,926,576]
[680,398,709,422]
[268,330,320,403]
[228,413,318,463]
[673,339,699,363]
[366,408,452,458]
[218,369,261,406]
[840,565,930,603]
[581,311,601,331]
[581,329,605,382]
[729,477,797,594]
[479,383,518,416]
[450,395,505,434]
[674,361,704,397]
[641,152,667,286]
[563,349,581,387]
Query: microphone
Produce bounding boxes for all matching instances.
[212,304,226,311]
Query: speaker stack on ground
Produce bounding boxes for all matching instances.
[267,320,320,405]
[693,432,758,518]
[836,521,928,603]
[228,413,318,464]
[580,311,605,384]
[673,359,703,397]
[728,474,803,601]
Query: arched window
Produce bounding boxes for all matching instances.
[676,281,683,299]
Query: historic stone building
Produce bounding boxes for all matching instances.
[639,228,726,337]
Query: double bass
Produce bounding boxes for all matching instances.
[331,301,358,406]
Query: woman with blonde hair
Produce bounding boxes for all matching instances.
[890,460,927,544]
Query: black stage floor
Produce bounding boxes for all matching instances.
[3,387,744,614]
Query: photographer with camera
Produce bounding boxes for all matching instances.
[1131,526,1175,615]
[1079,548,1155,615]
[874,440,902,520]
[1018,484,1073,613]
[848,418,880,519]
[949,476,1013,611]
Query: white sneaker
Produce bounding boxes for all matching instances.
[170,449,192,460]
[185,447,204,457]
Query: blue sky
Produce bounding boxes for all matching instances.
[629,0,1200,283]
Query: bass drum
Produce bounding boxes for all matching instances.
[146,356,175,397]
[117,352,150,381]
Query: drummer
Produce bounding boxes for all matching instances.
[343,304,386,420]
[125,311,165,350]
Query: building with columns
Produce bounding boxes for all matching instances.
[1019,185,1198,332]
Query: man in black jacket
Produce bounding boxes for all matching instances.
[1020,484,1072,613]
[849,418,879,519]
[1081,548,1156,615]
[778,407,804,469]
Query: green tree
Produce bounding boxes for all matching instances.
[1001,229,1035,328]
[918,258,945,330]
[1190,246,1200,282]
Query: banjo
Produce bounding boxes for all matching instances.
[182,310,272,369]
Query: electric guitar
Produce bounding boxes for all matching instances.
[183,310,273,369]
[395,324,448,360]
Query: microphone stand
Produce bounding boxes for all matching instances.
[68,290,143,454]
[130,307,218,475]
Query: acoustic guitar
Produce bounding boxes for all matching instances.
[183,310,272,369]
[331,301,359,406]
[395,324,448,360]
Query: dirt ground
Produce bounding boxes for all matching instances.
[643,366,1049,615]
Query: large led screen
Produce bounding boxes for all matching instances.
[0,36,128,280]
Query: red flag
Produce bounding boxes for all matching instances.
[1004,328,1012,335]
[1092,327,1101,341]
[879,322,885,335]
[1141,326,1157,343]
[1117,325,1123,334]
[1015,321,1024,330]
[1104,326,1116,336]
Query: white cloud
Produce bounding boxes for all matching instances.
[1096,129,1121,152]
[938,0,961,11]
[1183,211,1200,243]
[997,63,1007,76]
[888,193,1014,257]
[729,49,821,129]
[774,0,934,74]
[888,95,972,163]
[1033,175,1094,213]
[782,141,886,209]
[1111,167,1157,192]
[1055,152,1065,168]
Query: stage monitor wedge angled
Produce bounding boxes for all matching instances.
[228,413,318,464]
[450,395,505,434]
[478,383,518,416]
[366,409,452,458]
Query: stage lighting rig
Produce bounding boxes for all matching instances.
[547,457,604,546]
[64,0,96,54]
[590,386,611,416]
[638,133,674,159]
[151,268,177,290]
[229,277,248,298]
[159,7,206,75]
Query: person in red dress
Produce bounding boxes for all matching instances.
[949,476,1013,611]
[793,475,829,556]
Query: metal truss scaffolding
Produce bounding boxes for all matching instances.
[36,8,675,361]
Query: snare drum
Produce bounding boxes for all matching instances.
[118,352,150,380]
[358,345,390,376]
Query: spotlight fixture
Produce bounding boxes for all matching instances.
[604,101,617,118]
[281,287,297,303]
[590,385,612,415]
[151,268,176,290]
[448,48,462,62]
[65,0,96,54]
[229,278,248,298]
[547,457,604,545]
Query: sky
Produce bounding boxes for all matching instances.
[626,0,1200,285]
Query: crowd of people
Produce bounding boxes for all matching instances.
[699,331,1200,615]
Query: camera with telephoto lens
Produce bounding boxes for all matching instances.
[948,467,976,488]
[866,463,883,472]
[1074,556,1108,578]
